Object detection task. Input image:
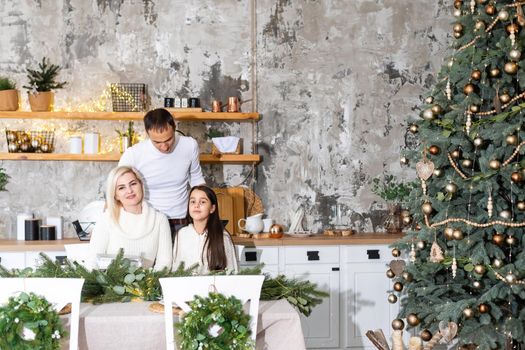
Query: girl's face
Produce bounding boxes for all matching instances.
[189,189,215,222]
[115,171,143,209]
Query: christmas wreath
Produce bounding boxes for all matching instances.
[177,292,254,350]
[0,292,66,350]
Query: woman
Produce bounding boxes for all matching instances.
[89,166,172,270]
[172,185,238,274]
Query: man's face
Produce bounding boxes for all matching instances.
[147,126,176,154]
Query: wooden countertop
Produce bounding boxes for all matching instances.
[0,233,403,252]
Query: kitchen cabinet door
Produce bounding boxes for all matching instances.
[343,246,399,349]
[283,263,340,348]
[0,252,26,269]
[237,246,279,276]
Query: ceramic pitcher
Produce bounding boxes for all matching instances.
[238,213,264,234]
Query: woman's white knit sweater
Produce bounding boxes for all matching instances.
[172,224,238,274]
[89,202,172,270]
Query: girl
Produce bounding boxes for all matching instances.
[172,185,238,274]
[89,166,172,270]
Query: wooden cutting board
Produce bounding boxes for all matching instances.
[213,187,245,235]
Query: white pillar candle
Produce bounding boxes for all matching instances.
[84,132,100,154]
[46,216,63,240]
[69,136,82,154]
[17,212,33,241]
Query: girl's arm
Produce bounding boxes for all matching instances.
[223,232,239,273]
[154,216,173,271]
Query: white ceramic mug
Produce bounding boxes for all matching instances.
[263,218,273,233]
[238,213,264,234]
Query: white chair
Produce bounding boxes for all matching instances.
[159,275,265,350]
[0,278,84,350]
[64,243,92,269]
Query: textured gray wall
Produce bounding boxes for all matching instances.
[0,0,450,238]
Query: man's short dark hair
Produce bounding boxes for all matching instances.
[144,108,176,132]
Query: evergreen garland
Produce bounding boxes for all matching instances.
[176,293,254,350]
[0,292,66,350]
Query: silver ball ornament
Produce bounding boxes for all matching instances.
[493,259,503,268]
[416,241,426,249]
[499,210,512,220]
[505,271,517,284]
[473,137,484,147]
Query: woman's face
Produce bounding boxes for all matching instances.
[188,189,215,222]
[115,171,143,209]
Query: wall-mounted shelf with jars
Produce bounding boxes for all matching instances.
[0,111,261,165]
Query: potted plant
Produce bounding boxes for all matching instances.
[23,57,67,112]
[0,77,19,111]
[206,128,241,155]
[371,174,416,232]
[115,121,136,153]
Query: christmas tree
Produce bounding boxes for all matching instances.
[390,1,525,350]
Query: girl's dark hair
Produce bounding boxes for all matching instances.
[143,108,175,132]
[186,185,228,271]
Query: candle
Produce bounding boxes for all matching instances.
[39,225,56,240]
[69,136,82,154]
[46,216,63,240]
[84,132,100,154]
[25,218,41,241]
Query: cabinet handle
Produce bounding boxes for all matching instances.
[332,267,339,271]
[307,251,320,261]
[367,249,380,260]
[244,251,257,262]
[55,256,67,265]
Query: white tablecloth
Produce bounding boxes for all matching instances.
[72,299,305,350]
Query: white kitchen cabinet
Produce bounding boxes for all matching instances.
[342,245,399,349]
[283,246,340,349]
[237,246,279,276]
[0,252,26,269]
[25,250,68,269]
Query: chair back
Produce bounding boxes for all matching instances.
[64,243,91,268]
[159,275,265,350]
[0,278,84,350]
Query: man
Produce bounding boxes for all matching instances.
[119,108,206,241]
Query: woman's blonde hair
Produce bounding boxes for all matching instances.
[106,166,145,224]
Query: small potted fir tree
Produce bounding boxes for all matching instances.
[0,76,19,111]
[23,57,67,112]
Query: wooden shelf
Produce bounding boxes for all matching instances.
[0,152,261,164]
[0,111,260,122]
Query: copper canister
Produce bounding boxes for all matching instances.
[227,96,239,112]
[212,100,222,112]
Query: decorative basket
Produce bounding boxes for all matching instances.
[110,83,148,112]
[211,137,242,155]
[5,130,55,153]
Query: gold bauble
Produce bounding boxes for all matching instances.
[40,143,51,153]
[469,105,479,113]
[400,156,409,166]
[451,149,461,159]
[433,169,443,177]
[392,248,401,257]
[473,137,484,147]
[454,0,462,9]
[400,210,410,218]
[499,93,511,104]
[422,108,435,120]
[475,21,485,31]
[461,159,473,168]
[421,330,432,342]
[517,201,525,211]
[478,303,490,313]
[453,229,464,240]
[471,70,482,80]
[392,319,405,330]
[463,307,475,319]
[416,241,426,249]
[453,8,462,17]
[463,83,475,95]
[511,171,523,183]
[506,235,517,246]
[499,210,512,219]
[393,282,404,292]
[402,271,414,282]
[409,124,419,133]
[504,62,518,75]
[474,265,486,275]
[422,202,433,215]
[493,258,503,268]
[485,4,495,15]
[473,280,483,289]
[510,49,522,61]
[429,145,440,155]
[386,269,395,278]
[453,23,464,33]
[506,23,520,34]
[489,160,501,170]
[402,215,412,225]
[431,104,443,115]
[492,233,505,246]
[489,67,501,77]
[388,294,398,303]
[498,9,510,21]
[505,271,517,284]
[506,134,518,145]
[407,313,421,327]
[446,182,458,193]
[444,227,455,240]
[424,96,434,104]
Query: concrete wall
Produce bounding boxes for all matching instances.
[0,0,450,238]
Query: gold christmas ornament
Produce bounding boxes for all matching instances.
[489,159,501,170]
[504,62,518,75]
[451,149,461,159]
[498,9,510,21]
[420,329,433,342]
[473,137,484,147]
[517,201,525,211]
[511,171,523,183]
[422,202,433,215]
[505,271,517,284]
[474,265,486,275]
[400,156,409,166]
[489,67,501,77]
[463,83,475,95]
[493,258,503,268]
[453,23,464,33]
[407,313,421,327]
[499,210,511,219]
[463,307,475,319]
[444,227,455,240]
[510,49,522,61]
[446,182,458,193]
[416,241,425,249]
[433,168,443,177]
[471,70,482,80]
[506,134,518,145]
[475,20,485,31]
[425,96,434,104]
[422,108,435,120]
[386,269,395,278]
[392,248,401,257]
[392,319,405,331]
[402,271,414,282]
[499,93,511,103]
[387,294,398,304]
[469,105,479,113]
[40,143,51,153]
[431,104,443,115]
[429,145,440,155]
[492,232,505,246]
[506,235,517,245]
[393,282,404,292]
[485,4,495,15]
[473,280,483,289]
[409,124,419,133]
[453,8,462,17]
[478,303,490,313]
[452,229,464,240]
[461,159,473,168]
[454,0,462,9]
